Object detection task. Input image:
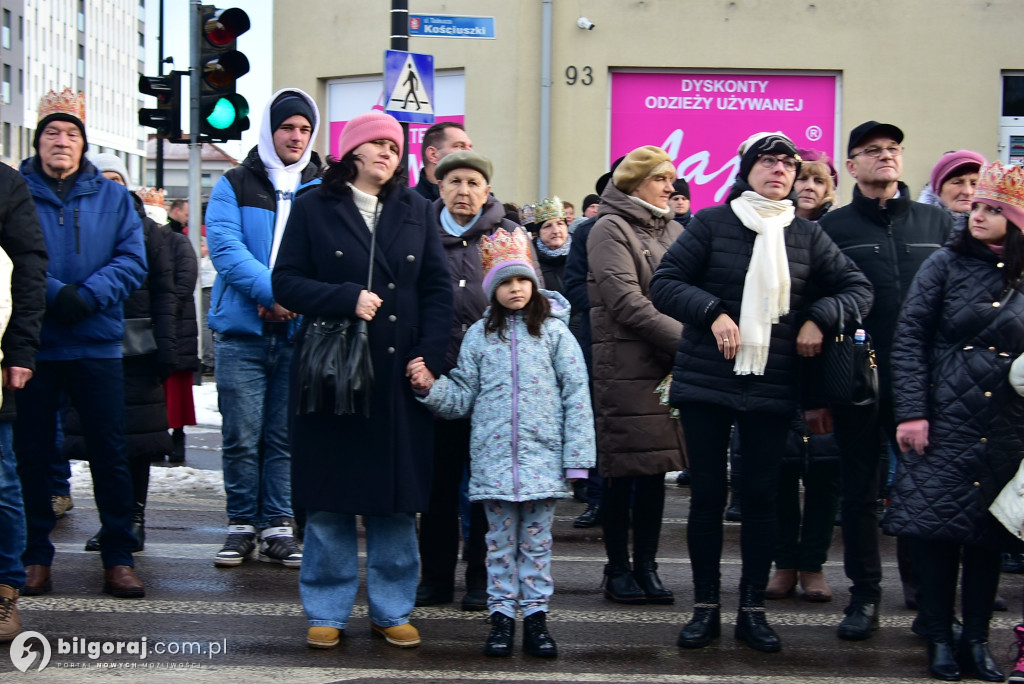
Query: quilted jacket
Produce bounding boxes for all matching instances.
[419,291,596,502]
[884,238,1024,550]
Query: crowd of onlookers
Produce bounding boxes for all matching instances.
[3,85,1024,681]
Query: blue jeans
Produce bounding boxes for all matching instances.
[300,510,419,629]
[16,359,135,568]
[0,422,26,588]
[215,332,293,527]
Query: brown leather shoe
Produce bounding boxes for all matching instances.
[22,565,51,597]
[0,584,20,643]
[103,565,145,599]
[799,570,832,602]
[765,568,797,599]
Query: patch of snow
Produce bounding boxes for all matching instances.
[69,459,224,497]
[193,381,221,428]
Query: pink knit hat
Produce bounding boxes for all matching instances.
[337,111,404,160]
[929,150,986,194]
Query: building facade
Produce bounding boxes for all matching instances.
[272,0,1024,210]
[144,136,238,202]
[0,0,145,181]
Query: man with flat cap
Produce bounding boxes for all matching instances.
[205,88,322,570]
[818,121,951,640]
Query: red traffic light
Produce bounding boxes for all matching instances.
[201,51,249,89]
[203,7,250,47]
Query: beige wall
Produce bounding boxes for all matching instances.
[274,0,1024,207]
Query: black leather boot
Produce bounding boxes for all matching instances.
[603,564,647,604]
[130,504,145,553]
[677,583,720,648]
[169,428,185,463]
[632,560,674,604]
[927,639,961,681]
[483,612,514,657]
[958,639,1004,682]
[84,530,102,552]
[522,612,557,657]
[735,584,781,652]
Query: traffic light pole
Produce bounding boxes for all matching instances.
[390,0,409,180]
[155,0,165,189]
[189,0,205,369]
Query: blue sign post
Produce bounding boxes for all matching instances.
[408,14,496,40]
[384,49,435,125]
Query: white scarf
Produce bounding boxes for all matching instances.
[258,89,320,267]
[729,191,793,375]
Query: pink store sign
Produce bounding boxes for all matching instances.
[329,115,465,188]
[610,72,838,211]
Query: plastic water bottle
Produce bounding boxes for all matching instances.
[854,329,866,344]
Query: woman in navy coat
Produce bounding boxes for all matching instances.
[272,112,453,650]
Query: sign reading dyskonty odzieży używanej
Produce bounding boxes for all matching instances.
[610,72,839,212]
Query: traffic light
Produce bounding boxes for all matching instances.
[197,6,250,141]
[138,72,181,138]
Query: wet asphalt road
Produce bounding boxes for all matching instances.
[2,428,1023,683]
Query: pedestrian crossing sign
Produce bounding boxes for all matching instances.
[384,50,435,124]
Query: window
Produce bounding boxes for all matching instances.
[2,64,9,105]
[201,173,213,188]
[18,68,22,94]
[2,124,9,158]
[137,31,144,62]
[2,10,10,49]
[1004,76,1024,117]
[77,44,84,78]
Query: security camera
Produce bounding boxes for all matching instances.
[577,17,595,30]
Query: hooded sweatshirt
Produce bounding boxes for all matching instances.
[258,88,321,267]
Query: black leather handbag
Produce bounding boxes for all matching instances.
[294,203,379,417]
[822,299,878,406]
[122,317,157,357]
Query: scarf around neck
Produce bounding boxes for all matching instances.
[535,235,572,258]
[440,207,480,237]
[729,191,794,375]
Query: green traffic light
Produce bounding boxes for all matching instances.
[205,97,237,130]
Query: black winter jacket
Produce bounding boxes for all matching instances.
[883,238,1024,550]
[651,199,873,414]
[0,165,48,421]
[562,217,597,371]
[818,183,951,395]
[166,228,199,371]
[433,195,542,372]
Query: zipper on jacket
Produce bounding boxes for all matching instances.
[883,209,901,287]
[510,314,521,501]
[74,208,81,253]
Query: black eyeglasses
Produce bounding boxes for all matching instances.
[756,155,798,172]
[850,145,903,159]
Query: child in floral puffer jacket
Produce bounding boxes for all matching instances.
[407,227,594,659]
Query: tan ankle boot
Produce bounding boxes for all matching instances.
[0,584,21,643]
[765,568,797,599]
[799,570,832,602]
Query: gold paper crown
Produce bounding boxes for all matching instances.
[533,196,564,224]
[37,88,86,123]
[975,161,1024,211]
[136,187,166,208]
[480,227,532,277]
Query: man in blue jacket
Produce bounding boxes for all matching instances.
[205,89,321,568]
[15,89,147,598]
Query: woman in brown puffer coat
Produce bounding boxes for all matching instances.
[587,145,685,606]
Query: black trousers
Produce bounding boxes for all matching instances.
[679,402,788,591]
[601,473,666,567]
[909,537,1002,642]
[417,418,487,591]
[831,396,892,604]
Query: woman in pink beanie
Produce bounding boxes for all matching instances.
[272,110,453,651]
[918,149,986,238]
